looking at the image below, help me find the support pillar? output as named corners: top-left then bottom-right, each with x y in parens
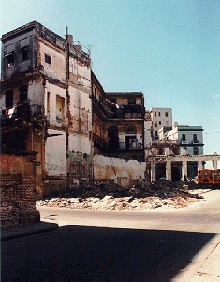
top-left (213, 160), bottom-right (218, 170)
top-left (151, 161), bottom-right (156, 182)
top-left (166, 160), bottom-right (171, 181)
top-left (198, 161), bottom-right (203, 171)
top-left (182, 160), bottom-right (187, 181)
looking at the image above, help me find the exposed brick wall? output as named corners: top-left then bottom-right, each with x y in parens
top-left (0, 153), bottom-right (40, 228)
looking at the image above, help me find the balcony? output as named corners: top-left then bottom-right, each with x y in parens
top-left (92, 97), bottom-right (144, 119)
top-left (1, 101), bottom-right (43, 127)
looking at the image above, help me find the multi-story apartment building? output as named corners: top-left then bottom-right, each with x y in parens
top-left (91, 73), bottom-right (145, 162)
top-left (150, 107), bottom-right (172, 139)
top-left (0, 21), bottom-right (92, 195)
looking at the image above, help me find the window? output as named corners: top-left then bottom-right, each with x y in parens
top-left (127, 97), bottom-right (136, 105)
top-left (155, 112), bottom-right (157, 117)
top-left (159, 121), bottom-right (161, 125)
top-left (155, 131), bottom-right (158, 138)
top-left (158, 112), bottom-right (161, 116)
top-left (155, 122), bottom-right (157, 127)
top-left (19, 85), bottom-right (28, 102)
top-left (5, 52), bottom-right (14, 67)
top-left (165, 112), bottom-right (169, 117)
top-left (194, 147), bottom-right (199, 155)
top-left (182, 134), bottom-right (186, 141)
top-left (45, 54), bottom-right (51, 64)
top-left (6, 90), bottom-right (13, 108)
top-left (193, 134), bottom-right (198, 143)
top-left (21, 46), bottom-right (29, 61)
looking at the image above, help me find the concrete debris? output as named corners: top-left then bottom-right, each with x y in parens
top-left (37, 180), bottom-right (205, 211)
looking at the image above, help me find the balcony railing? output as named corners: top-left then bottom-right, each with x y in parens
top-left (93, 134), bottom-right (143, 151)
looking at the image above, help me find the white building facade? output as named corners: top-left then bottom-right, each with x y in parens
top-left (150, 107), bottom-right (172, 139)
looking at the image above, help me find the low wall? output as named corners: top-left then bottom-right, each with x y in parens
top-left (0, 153), bottom-right (40, 228)
top-left (94, 154), bottom-right (146, 186)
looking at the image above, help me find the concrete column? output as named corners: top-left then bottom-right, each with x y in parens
top-left (151, 161), bottom-right (156, 182)
top-left (166, 160), bottom-right (171, 181)
top-left (213, 160), bottom-right (218, 170)
top-left (198, 161), bottom-right (203, 171)
top-left (182, 160), bottom-right (187, 180)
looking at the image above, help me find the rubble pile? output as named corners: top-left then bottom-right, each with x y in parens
top-left (37, 180), bottom-right (204, 211)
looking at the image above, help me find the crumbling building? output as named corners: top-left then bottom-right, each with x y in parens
top-left (0, 21), bottom-right (92, 196)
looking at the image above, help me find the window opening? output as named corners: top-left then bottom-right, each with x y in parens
top-left (165, 112), bottom-right (169, 117)
top-left (5, 52), bottom-right (14, 67)
top-left (21, 46), bottom-right (29, 61)
top-left (193, 134), bottom-right (198, 143)
top-left (45, 54), bottom-right (51, 64)
top-left (6, 90), bottom-right (13, 109)
top-left (56, 95), bottom-right (65, 125)
top-left (19, 85), bottom-right (28, 102)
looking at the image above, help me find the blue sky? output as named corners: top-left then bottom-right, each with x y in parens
top-left (1, 0), bottom-right (220, 155)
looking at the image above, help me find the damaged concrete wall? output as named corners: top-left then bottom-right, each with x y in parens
top-left (39, 40), bottom-right (66, 83)
top-left (0, 153), bottom-right (40, 227)
top-left (94, 154), bottom-right (146, 186)
top-left (45, 129), bottom-right (66, 176)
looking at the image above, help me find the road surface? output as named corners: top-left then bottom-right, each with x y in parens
top-left (2, 190), bottom-right (220, 281)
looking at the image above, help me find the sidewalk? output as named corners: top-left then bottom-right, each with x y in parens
top-left (1, 221), bottom-right (59, 241)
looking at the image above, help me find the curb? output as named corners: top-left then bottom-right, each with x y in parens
top-left (1, 222), bottom-right (59, 242)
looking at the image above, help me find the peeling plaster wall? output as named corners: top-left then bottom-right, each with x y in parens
top-left (45, 129), bottom-right (66, 176)
top-left (94, 154), bottom-right (146, 186)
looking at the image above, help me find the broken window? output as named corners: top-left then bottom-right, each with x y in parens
top-left (19, 85), bottom-right (28, 102)
top-left (21, 46), bottom-right (29, 61)
top-left (5, 52), bottom-right (14, 67)
top-left (5, 90), bottom-right (13, 109)
top-left (165, 112), bottom-right (169, 117)
top-left (45, 53), bottom-right (51, 64)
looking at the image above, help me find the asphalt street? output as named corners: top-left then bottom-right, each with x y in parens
top-left (2, 190), bottom-right (220, 281)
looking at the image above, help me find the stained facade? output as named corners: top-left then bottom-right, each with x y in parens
top-left (0, 21), bottom-right (92, 196)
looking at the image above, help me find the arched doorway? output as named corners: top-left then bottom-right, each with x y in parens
top-left (108, 126), bottom-right (119, 149)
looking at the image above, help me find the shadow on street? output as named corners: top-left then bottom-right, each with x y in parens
top-left (1, 224), bottom-right (215, 281)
